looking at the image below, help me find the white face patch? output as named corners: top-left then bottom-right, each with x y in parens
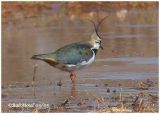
top-left (90, 33), bottom-right (102, 50)
top-left (93, 41), bottom-right (100, 49)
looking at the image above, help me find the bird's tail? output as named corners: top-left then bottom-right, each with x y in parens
top-left (31, 54), bottom-right (48, 60)
top-left (31, 54), bottom-right (59, 65)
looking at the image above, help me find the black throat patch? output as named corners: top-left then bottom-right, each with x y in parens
top-left (92, 49), bottom-right (98, 55)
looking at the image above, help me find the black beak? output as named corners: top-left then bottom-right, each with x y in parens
top-left (100, 41), bottom-right (103, 50)
top-left (100, 45), bottom-right (103, 50)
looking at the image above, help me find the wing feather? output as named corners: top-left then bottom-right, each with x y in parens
top-left (53, 43), bottom-right (93, 65)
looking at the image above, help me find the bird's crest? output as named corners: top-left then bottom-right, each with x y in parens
top-left (89, 16), bottom-right (108, 40)
top-left (88, 16), bottom-right (108, 49)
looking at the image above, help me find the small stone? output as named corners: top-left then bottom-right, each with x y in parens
top-left (112, 90), bottom-right (116, 93)
top-left (57, 80), bottom-right (62, 87)
top-left (106, 88), bottom-right (110, 93)
top-left (95, 84), bottom-right (98, 87)
top-left (77, 102), bottom-right (83, 106)
top-left (25, 85), bottom-right (30, 87)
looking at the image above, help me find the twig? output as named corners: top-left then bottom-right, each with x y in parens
top-left (32, 64), bottom-right (38, 97)
top-left (119, 88), bottom-right (122, 102)
top-left (60, 99), bottom-right (69, 107)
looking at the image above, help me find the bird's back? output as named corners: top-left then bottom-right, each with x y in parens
top-left (32, 42), bottom-right (94, 67)
top-left (53, 42), bottom-right (94, 65)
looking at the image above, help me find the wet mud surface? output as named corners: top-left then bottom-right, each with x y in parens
top-left (2, 57), bottom-right (158, 112)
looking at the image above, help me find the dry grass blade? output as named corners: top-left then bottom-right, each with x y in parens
top-left (32, 64), bottom-right (38, 97)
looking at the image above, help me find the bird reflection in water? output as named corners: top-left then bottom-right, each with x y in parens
top-left (53, 80), bottom-right (77, 99)
top-left (70, 85), bottom-right (77, 98)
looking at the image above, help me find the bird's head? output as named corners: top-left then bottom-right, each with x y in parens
top-left (89, 16), bottom-right (107, 50)
top-left (90, 32), bottom-right (103, 50)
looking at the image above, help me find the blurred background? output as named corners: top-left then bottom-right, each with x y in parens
top-left (2, 2), bottom-right (158, 85)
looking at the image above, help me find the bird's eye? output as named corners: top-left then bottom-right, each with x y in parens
top-left (95, 41), bottom-right (100, 44)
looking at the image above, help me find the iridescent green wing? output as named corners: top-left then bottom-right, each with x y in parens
top-left (53, 43), bottom-right (93, 65)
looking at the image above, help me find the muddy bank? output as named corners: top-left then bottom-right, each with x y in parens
top-left (2, 77), bottom-right (158, 112)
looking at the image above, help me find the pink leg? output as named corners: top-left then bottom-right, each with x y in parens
top-left (70, 72), bottom-right (76, 84)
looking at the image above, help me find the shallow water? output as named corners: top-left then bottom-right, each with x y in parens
top-left (2, 8), bottom-right (158, 112)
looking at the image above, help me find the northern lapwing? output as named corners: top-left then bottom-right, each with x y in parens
top-left (31, 17), bottom-right (107, 84)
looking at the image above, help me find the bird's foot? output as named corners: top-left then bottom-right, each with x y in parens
top-left (70, 72), bottom-right (76, 84)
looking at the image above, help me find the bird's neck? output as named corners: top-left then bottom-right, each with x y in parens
top-left (92, 48), bottom-right (98, 55)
